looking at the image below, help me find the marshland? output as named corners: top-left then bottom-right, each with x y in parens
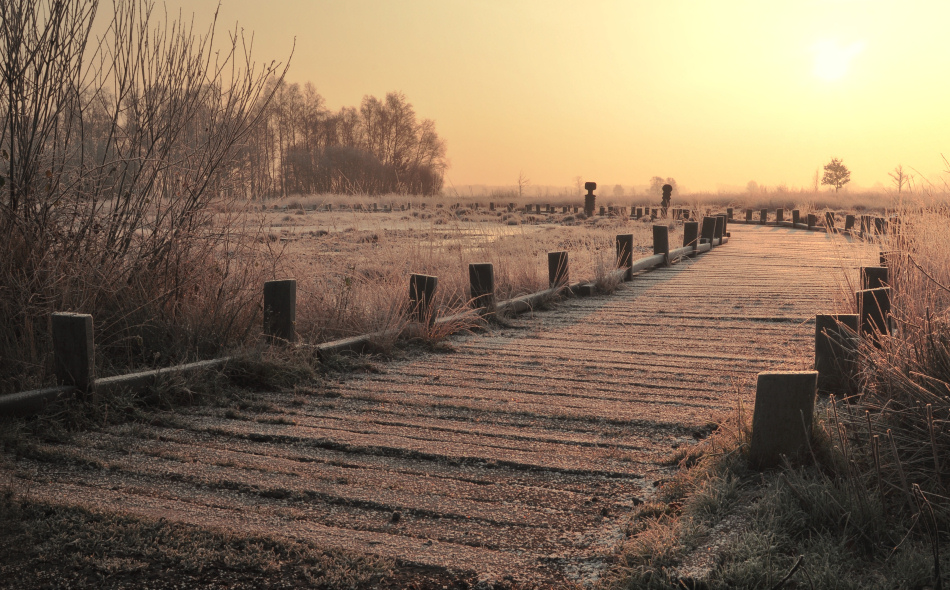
top-left (5, 1), bottom-right (950, 589)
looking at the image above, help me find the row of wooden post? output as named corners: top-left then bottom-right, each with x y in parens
top-left (739, 207), bottom-right (894, 235)
top-left (47, 216), bottom-right (733, 403)
top-left (749, 257), bottom-right (893, 467)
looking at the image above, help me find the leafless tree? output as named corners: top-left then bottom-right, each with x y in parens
top-left (517, 170), bottom-right (530, 199)
top-left (0, 0), bottom-right (289, 391)
top-left (889, 164), bottom-right (913, 194)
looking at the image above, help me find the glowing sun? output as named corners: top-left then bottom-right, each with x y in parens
top-left (812, 39), bottom-right (865, 81)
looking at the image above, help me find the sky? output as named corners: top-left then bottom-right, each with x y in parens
top-left (159, 0), bottom-right (950, 193)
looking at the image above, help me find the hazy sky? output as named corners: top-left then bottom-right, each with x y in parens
top-left (161, 0), bottom-right (950, 193)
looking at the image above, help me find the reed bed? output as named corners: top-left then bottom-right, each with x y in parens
top-left (268, 205), bottom-right (665, 344)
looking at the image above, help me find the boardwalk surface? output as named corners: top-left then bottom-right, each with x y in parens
top-left (4, 225), bottom-right (874, 585)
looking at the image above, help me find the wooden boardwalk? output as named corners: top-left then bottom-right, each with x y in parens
top-left (4, 225), bottom-right (875, 585)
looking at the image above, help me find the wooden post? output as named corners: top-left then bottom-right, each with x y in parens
top-left (807, 213), bottom-right (817, 228)
top-left (815, 314), bottom-right (858, 393)
top-left (750, 371), bottom-right (818, 467)
top-left (409, 274), bottom-right (439, 323)
top-left (636, 207), bottom-right (643, 218)
top-left (469, 263), bottom-right (495, 310)
top-left (844, 214), bottom-right (855, 231)
top-left (263, 279), bottom-right (297, 343)
top-left (726, 207), bottom-right (733, 220)
top-left (861, 266), bottom-right (888, 290)
top-left (51, 312), bottom-right (95, 395)
top-left (616, 234), bottom-right (634, 280)
top-left (653, 225), bottom-right (670, 266)
top-left (824, 212), bottom-right (836, 232)
top-left (792, 209), bottom-right (801, 225)
top-left (713, 215), bottom-right (725, 241)
top-left (760, 209), bottom-right (768, 224)
top-left (548, 251), bottom-right (569, 288)
top-left (584, 182), bottom-right (596, 217)
top-left (776, 208), bottom-right (784, 223)
top-left (683, 221), bottom-right (699, 249)
top-left (599, 206), bottom-right (606, 216)
top-left (858, 287), bottom-right (891, 344)
top-left (701, 217), bottom-right (717, 244)
top-left (745, 209), bottom-right (753, 222)
top-left (489, 202), bottom-right (495, 211)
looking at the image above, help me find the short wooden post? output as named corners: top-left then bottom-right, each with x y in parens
top-left (489, 202), bottom-right (495, 211)
top-left (874, 217), bottom-right (886, 234)
top-left (653, 225), bottom-right (670, 266)
top-left (861, 266), bottom-right (888, 290)
top-left (713, 215), bottom-right (725, 241)
top-left (263, 279), bottom-right (297, 343)
top-left (745, 209), bottom-right (753, 222)
top-left (51, 312), bottom-right (96, 395)
top-left (776, 208), bottom-right (784, 223)
top-left (750, 371), bottom-right (818, 467)
top-left (599, 206), bottom-right (606, 216)
top-left (584, 182), bottom-right (596, 217)
top-left (701, 217), bottom-right (717, 244)
top-left (616, 234), bottom-right (634, 279)
top-left (548, 251), bottom-right (569, 288)
top-left (409, 274), bottom-right (439, 323)
top-left (683, 221), bottom-right (699, 249)
top-left (858, 287), bottom-right (891, 344)
top-left (792, 209), bottom-right (801, 225)
top-left (760, 209), bottom-right (768, 224)
top-left (824, 212), bottom-right (836, 231)
top-left (469, 263), bottom-right (495, 310)
top-left (844, 214), bottom-right (855, 230)
top-left (815, 314), bottom-right (858, 393)
top-left (807, 213), bottom-right (817, 228)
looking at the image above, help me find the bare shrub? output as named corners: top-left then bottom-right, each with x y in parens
top-left (0, 0), bottom-right (289, 393)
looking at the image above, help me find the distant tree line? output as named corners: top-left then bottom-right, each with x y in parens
top-left (236, 84), bottom-right (448, 198)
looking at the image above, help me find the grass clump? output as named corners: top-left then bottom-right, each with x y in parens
top-left (603, 398), bottom-right (944, 590)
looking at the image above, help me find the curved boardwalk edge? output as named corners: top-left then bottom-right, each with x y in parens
top-left (1, 225), bottom-right (875, 585)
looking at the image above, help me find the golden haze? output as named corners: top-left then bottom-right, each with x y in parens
top-left (162, 0), bottom-right (950, 192)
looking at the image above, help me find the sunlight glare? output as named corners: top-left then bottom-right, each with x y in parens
top-left (812, 39), bottom-right (865, 81)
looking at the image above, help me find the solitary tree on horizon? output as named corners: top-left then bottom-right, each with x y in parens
top-left (888, 164), bottom-right (913, 194)
top-left (821, 158), bottom-right (851, 192)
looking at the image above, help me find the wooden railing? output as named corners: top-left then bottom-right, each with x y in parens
top-left (1, 217), bottom-right (730, 417)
